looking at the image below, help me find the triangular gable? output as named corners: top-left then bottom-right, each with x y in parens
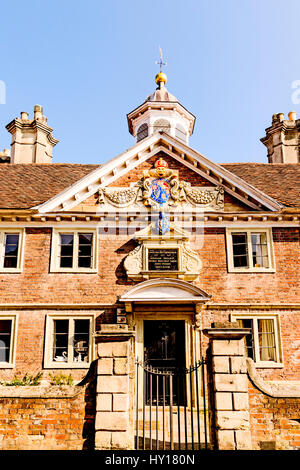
top-left (35, 132), bottom-right (282, 214)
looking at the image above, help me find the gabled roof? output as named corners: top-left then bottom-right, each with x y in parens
top-left (0, 164), bottom-right (98, 209)
top-left (222, 163), bottom-right (300, 208)
top-left (33, 132), bottom-right (282, 213)
top-left (0, 134), bottom-right (299, 212)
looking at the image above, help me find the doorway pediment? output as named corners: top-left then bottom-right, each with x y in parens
top-left (119, 278), bottom-right (211, 303)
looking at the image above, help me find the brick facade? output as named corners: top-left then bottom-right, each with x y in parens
top-left (0, 126), bottom-right (299, 449)
top-left (0, 373), bottom-right (96, 450)
top-left (248, 383), bottom-right (300, 450)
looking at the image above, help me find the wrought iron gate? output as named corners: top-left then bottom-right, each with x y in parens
top-left (135, 359), bottom-right (210, 450)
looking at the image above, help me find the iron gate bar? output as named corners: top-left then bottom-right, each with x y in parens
top-left (149, 368), bottom-right (152, 450)
top-left (156, 374), bottom-right (159, 449)
top-left (135, 359), bottom-right (208, 451)
top-left (169, 374), bottom-right (173, 450)
top-left (202, 360), bottom-right (208, 449)
top-left (195, 362), bottom-right (201, 449)
top-left (189, 365), bottom-right (194, 450)
top-left (183, 372), bottom-right (187, 449)
top-left (177, 376), bottom-right (181, 450)
top-left (143, 367), bottom-right (145, 450)
top-left (136, 360), bottom-right (139, 450)
top-left (162, 374), bottom-right (165, 450)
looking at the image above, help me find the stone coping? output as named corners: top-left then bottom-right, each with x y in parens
top-left (246, 358), bottom-right (300, 398)
top-left (203, 327), bottom-right (251, 340)
top-left (0, 385), bottom-right (85, 399)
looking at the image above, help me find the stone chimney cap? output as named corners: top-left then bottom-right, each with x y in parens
top-left (272, 113), bottom-right (284, 124)
top-left (288, 111), bottom-right (297, 121)
top-left (34, 104), bottom-right (43, 112)
top-left (0, 148), bottom-right (10, 157)
top-left (20, 111), bottom-right (29, 120)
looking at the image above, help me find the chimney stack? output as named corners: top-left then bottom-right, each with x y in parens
top-left (261, 112), bottom-right (300, 163)
top-left (5, 105), bottom-right (59, 164)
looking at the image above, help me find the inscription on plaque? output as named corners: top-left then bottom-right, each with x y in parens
top-left (148, 248), bottom-right (179, 271)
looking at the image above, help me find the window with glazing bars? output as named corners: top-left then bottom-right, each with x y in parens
top-left (3, 233), bottom-right (19, 268)
top-left (52, 318), bottom-right (91, 364)
top-left (0, 319), bottom-right (12, 363)
top-left (231, 231), bottom-right (270, 269)
top-left (237, 318), bottom-right (279, 363)
top-left (59, 233), bottom-right (93, 269)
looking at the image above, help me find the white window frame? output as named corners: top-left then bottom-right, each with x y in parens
top-left (0, 314), bottom-right (18, 368)
top-left (0, 229), bottom-right (25, 273)
top-left (50, 228), bottom-right (98, 273)
top-left (44, 314), bottom-right (95, 369)
top-left (230, 313), bottom-right (283, 368)
top-left (226, 228), bottom-right (275, 273)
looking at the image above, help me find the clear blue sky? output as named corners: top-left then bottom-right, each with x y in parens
top-left (0, 0), bottom-right (300, 165)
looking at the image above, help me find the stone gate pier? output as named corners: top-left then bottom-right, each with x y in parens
top-left (204, 322), bottom-right (252, 450)
top-left (95, 324), bottom-right (135, 450)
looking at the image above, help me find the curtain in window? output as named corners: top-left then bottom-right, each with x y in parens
top-left (258, 319), bottom-right (276, 361)
top-left (251, 233), bottom-right (269, 268)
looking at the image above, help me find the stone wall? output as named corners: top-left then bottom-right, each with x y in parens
top-left (0, 373), bottom-right (96, 450)
top-left (247, 358), bottom-right (300, 450)
top-left (205, 323), bottom-right (300, 451)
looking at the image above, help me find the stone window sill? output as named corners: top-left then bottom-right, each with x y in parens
top-left (254, 362), bottom-right (284, 369)
top-left (43, 362), bottom-right (91, 369)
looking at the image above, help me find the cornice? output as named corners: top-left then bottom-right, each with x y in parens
top-left (206, 303), bottom-right (300, 310)
top-left (0, 210), bottom-right (299, 226)
top-left (0, 304), bottom-right (115, 310)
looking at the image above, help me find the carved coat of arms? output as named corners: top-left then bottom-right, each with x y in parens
top-left (95, 157), bottom-right (224, 231)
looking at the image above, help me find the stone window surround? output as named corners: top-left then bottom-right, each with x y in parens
top-left (0, 313), bottom-right (18, 368)
top-left (225, 227), bottom-right (275, 273)
top-left (43, 313), bottom-right (95, 369)
top-left (0, 228), bottom-right (25, 273)
top-left (230, 312), bottom-right (283, 368)
top-left (50, 228), bottom-right (98, 273)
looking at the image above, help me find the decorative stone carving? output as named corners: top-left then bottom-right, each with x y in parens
top-left (124, 224), bottom-right (201, 281)
top-left (95, 158), bottom-right (225, 211)
top-left (183, 184), bottom-right (224, 209)
top-left (123, 245), bottom-right (143, 276)
top-left (97, 187), bottom-right (142, 208)
top-left (142, 158), bottom-right (179, 211)
top-left (182, 246), bottom-right (201, 274)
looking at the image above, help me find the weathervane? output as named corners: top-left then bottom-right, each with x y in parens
top-left (155, 46), bottom-right (167, 73)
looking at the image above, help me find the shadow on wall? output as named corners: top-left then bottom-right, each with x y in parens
top-left (115, 239), bottom-right (138, 286)
top-left (79, 360), bottom-right (98, 450)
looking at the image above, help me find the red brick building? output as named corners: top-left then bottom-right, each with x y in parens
top-left (0, 74), bottom-right (299, 450)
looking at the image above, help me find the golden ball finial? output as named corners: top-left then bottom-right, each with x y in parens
top-left (155, 72), bottom-right (167, 85)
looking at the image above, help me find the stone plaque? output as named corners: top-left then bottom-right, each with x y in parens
top-left (148, 248), bottom-right (179, 271)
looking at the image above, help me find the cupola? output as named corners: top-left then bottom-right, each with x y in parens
top-left (127, 73), bottom-right (195, 145)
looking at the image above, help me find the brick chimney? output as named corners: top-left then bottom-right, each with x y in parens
top-left (6, 105), bottom-right (59, 164)
top-left (261, 112), bottom-right (300, 163)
